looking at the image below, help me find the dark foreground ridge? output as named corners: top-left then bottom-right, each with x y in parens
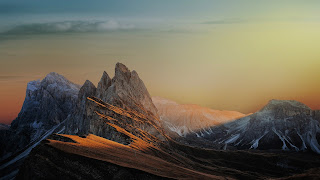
top-left (18, 133), bottom-right (320, 180)
top-left (16, 139), bottom-right (169, 180)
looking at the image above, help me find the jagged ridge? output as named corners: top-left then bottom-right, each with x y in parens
top-left (66, 63), bottom-right (162, 145)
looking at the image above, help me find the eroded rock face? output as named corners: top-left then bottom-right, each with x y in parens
top-left (66, 63), bottom-right (163, 144)
top-left (103, 63), bottom-right (158, 116)
top-left (184, 100), bottom-right (320, 154)
top-left (96, 71), bottom-right (111, 100)
top-left (65, 80), bottom-right (96, 135)
top-left (12, 72), bottom-right (80, 130)
top-left (3, 73), bottom-right (80, 157)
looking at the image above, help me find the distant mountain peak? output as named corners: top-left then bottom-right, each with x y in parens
top-left (186, 99), bottom-right (320, 154)
top-left (152, 96), bottom-right (179, 106)
top-left (261, 99), bottom-right (311, 112)
top-left (153, 96), bottom-right (245, 137)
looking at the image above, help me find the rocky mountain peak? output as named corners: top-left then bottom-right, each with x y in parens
top-left (27, 80), bottom-right (41, 92)
top-left (41, 72), bottom-right (80, 91)
top-left (260, 99), bottom-right (311, 115)
top-left (7, 72), bottom-right (80, 159)
top-left (78, 80), bottom-right (96, 99)
top-left (66, 63), bottom-right (162, 143)
top-left (42, 72), bottom-right (67, 84)
top-left (108, 63), bottom-right (157, 116)
top-left (83, 79), bottom-right (96, 88)
top-left (186, 99), bottom-right (320, 154)
top-left (115, 62), bottom-right (131, 79)
top-left (12, 72), bottom-right (81, 128)
top-left (96, 71), bottom-right (111, 100)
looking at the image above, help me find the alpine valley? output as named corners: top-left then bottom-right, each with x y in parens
top-left (1, 63), bottom-right (320, 180)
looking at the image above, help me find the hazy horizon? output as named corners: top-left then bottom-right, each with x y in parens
top-left (1, 0), bottom-right (320, 124)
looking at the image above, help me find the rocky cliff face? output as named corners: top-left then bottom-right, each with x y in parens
top-left (66, 63), bottom-right (163, 144)
top-left (101, 63), bottom-right (158, 116)
top-left (184, 100), bottom-right (320, 154)
top-left (65, 80), bottom-right (97, 136)
top-left (12, 72), bottom-right (80, 129)
top-left (152, 96), bottom-right (245, 137)
top-left (3, 72), bottom-right (80, 157)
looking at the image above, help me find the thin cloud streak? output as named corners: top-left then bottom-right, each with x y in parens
top-left (1, 20), bottom-right (135, 35)
top-left (203, 18), bottom-right (248, 24)
top-left (202, 17), bottom-right (320, 25)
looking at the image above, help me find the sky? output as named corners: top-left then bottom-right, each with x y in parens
top-left (1, 1), bottom-right (320, 124)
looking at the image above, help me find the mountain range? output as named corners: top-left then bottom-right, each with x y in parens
top-left (1, 63), bottom-right (320, 179)
top-left (153, 96), bottom-right (246, 137)
top-left (184, 100), bottom-right (320, 153)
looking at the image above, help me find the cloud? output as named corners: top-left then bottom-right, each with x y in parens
top-left (202, 17), bottom-right (320, 25)
top-left (202, 18), bottom-right (248, 24)
top-left (2, 20), bottom-right (135, 34)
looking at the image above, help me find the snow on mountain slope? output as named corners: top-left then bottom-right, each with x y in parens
top-left (152, 96), bottom-right (246, 137)
top-left (185, 99), bottom-right (320, 154)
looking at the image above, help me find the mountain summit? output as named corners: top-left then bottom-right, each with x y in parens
top-left (66, 63), bottom-right (164, 144)
top-left (12, 72), bottom-right (80, 129)
top-left (1, 72), bottom-right (80, 161)
top-left (184, 99), bottom-right (320, 154)
top-left (99, 63), bottom-right (158, 116)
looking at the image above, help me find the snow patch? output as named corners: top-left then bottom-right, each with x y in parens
top-left (225, 134), bottom-right (240, 144)
top-left (272, 127), bottom-right (289, 150)
top-left (165, 122), bottom-right (189, 137)
top-left (250, 131), bottom-right (268, 149)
